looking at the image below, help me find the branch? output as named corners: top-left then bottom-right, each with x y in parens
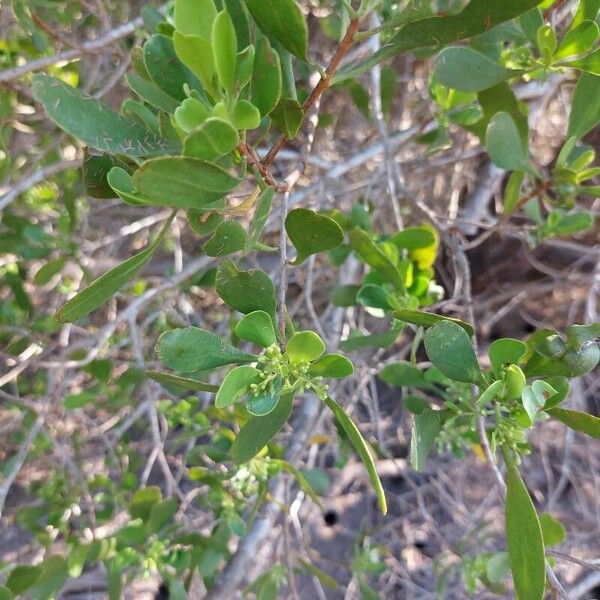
top-left (261, 18), bottom-right (362, 168)
top-left (0, 159), bottom-right (82, 212)
top-left (0, 418), bottom-right (43, 520)
top-left (0, 8), bottom-right (158, 83)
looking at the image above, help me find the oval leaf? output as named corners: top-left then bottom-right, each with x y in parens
top-left (212, 10), bottom-right (238, 94)
top-left (204, 220), bottom-right (247, 256)
top-left (235, 310), bottom-right (277, 348)
top-left (247, 0), bottom-right (308, 60)
top-left (232, 392), bottom-right (294, 463)
top-left (271, 98), bottom-right (304, 138)
top-left (251, 35), bottom-right (282, 116)
top-left (286, 208), bottom-right (344, 265)
top-left (216, 259), bottom-right (277, 328)
top-left (424, 321), bottom-right (481, 383)
top-left (546, 406), bottom-right (600, 439)
top-left (394, 308), bottom-right (475, 337)
top-left (247, 377), bottom-right (282, 416)
top-left (31, 75), bottom-right (178, 157)
top-left (286, 331), bottom-right (325, 363)
top-left (133, 157), bottom-right (241, 209)
top-left (216, 365), bottom-right (261, 408)
top-left (157, 327), bottom-right (257, 373)
top-left (144, 34), bottom-right (200, 101)
top-left (486, 112), bottom-right (532, 172)
top-left (309, 354), bottom-right (354, 379)
top-left (174, 0), bottom-right (217, 38)
top-left (410, 407), bottom-right (441, 471)
top-left (434, 46), bottom-right (516, 92)
top-left (184, 117), bottom-right (239, 160)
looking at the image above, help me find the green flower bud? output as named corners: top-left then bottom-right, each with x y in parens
top-left (505, 364), bottom-right (526, 400)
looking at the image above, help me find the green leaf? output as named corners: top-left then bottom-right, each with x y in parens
top-left (503, 448), bottom-right (546, 600)
top-left (5, 566), bottom-right (41, 595)
top-left (117, 520), bottom-right (146, 545)
top-left (309, 354), bottom-right (354, 379)
top-left (546, 407), bottom-right (600, 439)
top-left (247, 0), bottom-right (308, 60)
top-left (357, 284), bottom-right (390, 312)
top-left (157, 327), bottom-right (257, 373)
top-left (83, 153), bottom-right (119, 199)
top-left (390, 227), bottom-right (436, 250)
top-left (478, 380), bottom-right (504, 407)
top-left (503, 171), bottom-right (525, 214)
top-left (233, 99), bottom-right (261, 130)
top-left (184, 118), bottom-right (239, 160)
top-left (147, 498), bottom-right (178, 534)
top-left (322, 394), bottom-right (387, 514)
top-left (539, 512), bottom-right (566, 547)
top-left (173, 32), bottom-right (215, 90)
top-left (410, 408), bottom-right (441, 471)
top-left (212, 10), bottom-right (238, 94)
top-left (424, 321), bottom-right (481, 384)
top-left (379, 361), bottom-right (431, 389)
top-left (336, 0), bottom-right (540, 81)
top-left (252, 35), bottom-right (282, 116)
top-left (133, 157), bottom-right (241, 209)
top-left (130, 486), bottom-right (162, 521)
top-left (486, 552), bottom-right (511, 585)
top-left (286, 331), bottom-right (325, 363)
top-left (247, 377), bottom-right (282, 416)
top-left (271, 98), bottom-right (303, 138)
top-left (204, 220), bottom-right (247, 256)
top-left (489, 338), bottom-right (527, 376)
top-left (349, 229), bottom-right (406, 292)
top-left (174, 98), bottom-right (211, 133)
top-left (216, 365), bottom-right (261, 408)
top-left (34, 256), bottom-right (67, 286)
top-left (394, 309), bottom-right (475, 337)
top-left (126, 73), bottom-right (180, 114)
top-left (31, 75), bottom-right (177, 157)
top-left (26, 556), bottom-right (68, 600)
top-left (216, 259), bottom-right (277, 327)
top-left (56, 213), bottom-right (174, 323)
top-left (235, 310), bottom-right (277, 348)
top-left (537, 25), bottom-right (557, 65)
top-left (144, 34), bottom-right (199, 101)
top-left (554, 19), bottom-right (599, 60)
top-left (568, 73), bottom-right (600, 140)
top-left (273, 461), bottom-right (324, 508)
top-left (331, 284), bottom-right (360, 307)
top-left (563, 47), bottom-right (600, 75)
top-left (434, 46), bottom-right (516, 92)
top-left (147, 370), bottom-right (219, 393)
top-left (285, 208), bottom-right (344, 265)
top-left (232, 392), bottom-right (294, 463)
top-left (247, 188), bottom-right (275, 250)
top-left (486, 112), bottom-right (531, 172)
top-left (107, 167), bottom-right (148, 206)
top-left (0, 586), bottom-right (13, 600)
top-left (522, 381), bottom-right (556, 425)
top-left (340, 321), bottom-right (404, 352)
top-left (174, 0), bottom-right (217, 38)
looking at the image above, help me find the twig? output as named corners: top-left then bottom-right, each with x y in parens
top-left (0, 418), bottom-right (43, 520)
top-left (0, 9), bottom-right (156, 83)
top-left (547, 550), bottom-right (600, 573)
top-left (0, 159), bottom-right (82, 212)
top-left (262, 18), bottom-right (362, 168)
